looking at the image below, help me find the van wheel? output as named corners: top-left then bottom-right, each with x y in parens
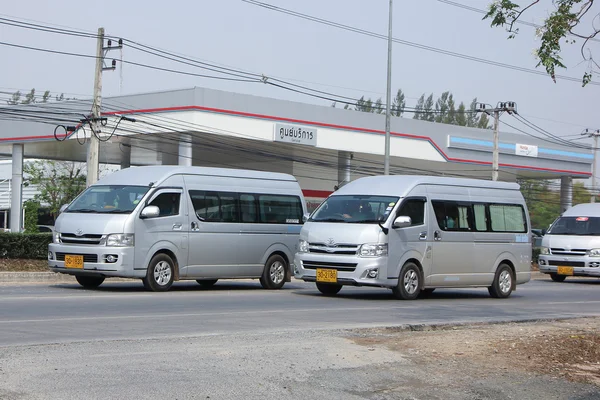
top-left (75, 275), bottom-right (105, 289)
top-left (260, 254), bottom-right (287, 289)
top-left (488, 264), bottom-right (514, 298)
top-left (391, 262), bottom-right (421, 300)
top-left (142, 253), bottom-right (175, 292)
top-left (316, 282), bottom-right (342, 296)
top-left (550, 273), bottom-right (567, 282)
top-left (196, 279), bottom-right (218, 287)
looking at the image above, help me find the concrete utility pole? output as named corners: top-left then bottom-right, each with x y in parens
top-left (476, 101), bottom-right (517, 181)
top-left (581, 129), bottom-right (600, 202)
top-left (383, 0), bottom-right (393, 175)
top-left (87, 28), bottom-right (121, 187)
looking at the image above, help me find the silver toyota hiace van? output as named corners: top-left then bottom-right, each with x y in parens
top-left (49, 166), bottom-right (307, 291)
top-left (294, 175), bottom-right (531, 299)
top-left (538, 203), bottom-right (600, 281)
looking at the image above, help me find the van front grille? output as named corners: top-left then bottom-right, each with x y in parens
top-left (302, 260), bottom-right (357, 272)
top-left (60, 233), bottom-right (103, 245)
top-left (548, 260), bottom-right (585, 267)
top-left (308, 243), bottom-right (358, 255)
top-left (550, 248), bottom-right (587, 256)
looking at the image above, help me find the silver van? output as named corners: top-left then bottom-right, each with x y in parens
top-left (294, 175), bottom-right (531, 299)
top-left (48, 166), bottom-right (307, 291)
top-left (538, 203), bottom-right (600, 281)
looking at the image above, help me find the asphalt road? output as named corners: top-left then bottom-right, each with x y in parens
top-left (1, 276), bottom-right (599, 347)
top-left (1, 277), bottom-right (600, 400)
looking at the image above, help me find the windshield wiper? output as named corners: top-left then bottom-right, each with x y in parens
top-left (103, 210), bottom-right (132, 214)
top-left (66, 209), bottom-right (97, 213)
top-left (312, 218), bottom-right (345, 222)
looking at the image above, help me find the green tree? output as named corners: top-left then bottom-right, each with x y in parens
top-left (24, 161), bottom-right (87, 221)
top-left (455, 102), bottom-right (468, 126)
top-left (392, 89), bottom-right (406, 117)
top-left (374, 98), bottom-right (384, 114)
top-left (23, 89), bottom-right (36, 104)
top-left (23, 200), bottom-right (41, 233)
top-left (466, 98), bottom-right (480, 127)
top-left (484, 0), bottom-right (598, 85)
top-left (6, 89), bottom-right (72, 105)
top-left (443, 95), bottom-right (457, 125)
top-left (434, 91), bottom-right (451, 123)
top-left (422, 94), bottom-right (435, 122)
top-left (412, 94), bottom-right (425, 119)
top-left (7, 90), bottom-right (21, 105)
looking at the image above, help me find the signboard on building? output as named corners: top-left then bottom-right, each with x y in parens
top-left (274, 123), bottom-right (317, 146)
top-left (515, 143), bottom-right (538, 157)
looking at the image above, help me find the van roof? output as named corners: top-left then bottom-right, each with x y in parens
top-left (561, 203), bottom-right (600, 217)
top-left (96, 166), bottom-right (298, 187)
top-left (333, 175), bottom-right (520, 197)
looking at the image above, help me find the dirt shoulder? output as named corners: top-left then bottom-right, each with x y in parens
top-left (0, 259), bottom-right (47, 272)
top-left (349, 317), bottom-right (600, 388)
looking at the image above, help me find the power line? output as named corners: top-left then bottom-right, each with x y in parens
top-left (241, 0), bottom-right (600, 86)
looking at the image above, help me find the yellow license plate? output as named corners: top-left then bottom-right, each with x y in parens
top-left (557, 266), bottom-right (574, 275)
top-left (64, 255), bottom-right (84, 269)
top-left (316, 268), bottom-right (337, 283)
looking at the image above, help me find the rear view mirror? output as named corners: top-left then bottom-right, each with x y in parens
top-left (393, 216), bottom-right (412, 229)
top-left (59, 204), bottom-right (69, 214)
top-left (140, 205), bottom-right (160, 219)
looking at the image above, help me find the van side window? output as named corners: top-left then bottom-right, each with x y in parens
top-left (189, 191), bottom-right (239, 223)
top-left (473, 204), bottom-right (488, 231)
top-left (240, 194), bottom-right (258, 223)
top-left (432, 201), bottom-right (471, 231)
top-left (397, 199), bottom-right (425, 226)
top-left (149, 193), bottom-right (181, 217)
top-left (489, 204), bottom-right (526, 233)
top-left (258, 195), bottom-right (302, 224)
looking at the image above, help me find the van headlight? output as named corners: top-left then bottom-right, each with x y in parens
top-left (106, 234), bottom-right (135, 247)
top-left (539, 247), bottom-right (550, 255)
top-left (588, 249), bottom-right (600, 257)
top-left (298, 239), bottom-right (309, 253)
top-left (358, 243), bottom-right (388, 257)
top-left (52, 231), bottom-right (61, 244)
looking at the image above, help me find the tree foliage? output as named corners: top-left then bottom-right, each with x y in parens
top-left (6, 88), bottom-right (72, 105)
top-left (23, 161), bottom-right (87, 221)
top-left (484, 0), bottom-right (599, 86)
top-left (518, 178), bottom-right (592, 228)
top-left (23, 200), bottom-right (40, 233)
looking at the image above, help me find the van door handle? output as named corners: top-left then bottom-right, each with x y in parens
top-left (191, 221), bottom-right (199, 231)
top-left (434, 230), bottom-right (442, 241)
top-left (172, 223), bottom-right (182, 230)
top-left (419, 231), bottom-right (427, 240)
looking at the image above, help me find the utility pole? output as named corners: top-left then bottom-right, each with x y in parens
top-left (475, 101), bottom-right (517, 181)
top-left (581, 129), bottom-right (600, 202)
top-left (86, 28), bottom-right (121, 187)
top-left (383, 0), bottom-right (393, 175)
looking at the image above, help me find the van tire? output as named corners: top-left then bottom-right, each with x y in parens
top-left (550, 273), bottom-right (567, 282)
top-left (260, 254), bottom-right (287, 289)
top-left (196, 279), bottom-right (218, 287)
top-left (143, 253), bottom-right (175, 292)
top-left (488, 263), bottom-right (514, 298)
top-left (316, 282), bottom-right (342, 296)
top-left (391, 262), bottom-right (421, 300)
top-left (75, 275), bottom-right (105, 289)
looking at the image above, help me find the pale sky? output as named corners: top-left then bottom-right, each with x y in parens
top-left (0, 0), bottom-right (598, 142)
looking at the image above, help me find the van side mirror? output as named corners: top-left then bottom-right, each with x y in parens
top-left (59, 204), bottom-right (69, 214)
top-left (140, 205), bottom-right (160, 219)
top-left (393, 216), bottom-right (412, 229)
top-left (541, 228), bottom-right (547, 235)
top-left (302, 213), bottom-right (310, 223)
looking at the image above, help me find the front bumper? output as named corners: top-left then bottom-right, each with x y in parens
top-left (293, 252), bottom-right (397, 288)
top-left (48, 243), bottom-right (142, 278)
top-left (538, 255), bottom-right (600, 277)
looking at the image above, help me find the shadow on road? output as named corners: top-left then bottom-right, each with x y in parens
top-left (292, 287), bottom-right (523, 301)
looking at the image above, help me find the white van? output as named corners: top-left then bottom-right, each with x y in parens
top-left (538, 203), bottom-right (600, 281)
top-left (49, 166), bottom-right (307, 291)
top-left (294, 175), bottom-right (531, 299)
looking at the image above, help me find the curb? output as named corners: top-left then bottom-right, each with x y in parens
top-left (0, 271), bottom-right (550, 284)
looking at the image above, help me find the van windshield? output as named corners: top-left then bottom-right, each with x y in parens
top-left (66, 185), bottom-right (150, 214)
top-left (547, 216), bottom-right (600, 236)
top-left (309, 195), bottom-right (399, 223)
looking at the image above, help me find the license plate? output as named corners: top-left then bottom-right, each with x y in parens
top-left (557, 266), bottom-right (574, 275)
top-left (64, 255), bottom-right (84, 269)
top-left (316, 268), bottom-right (337, 283)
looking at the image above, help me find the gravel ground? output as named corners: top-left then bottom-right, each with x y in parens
top-left (1, 319), bottom-right (599, 399)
